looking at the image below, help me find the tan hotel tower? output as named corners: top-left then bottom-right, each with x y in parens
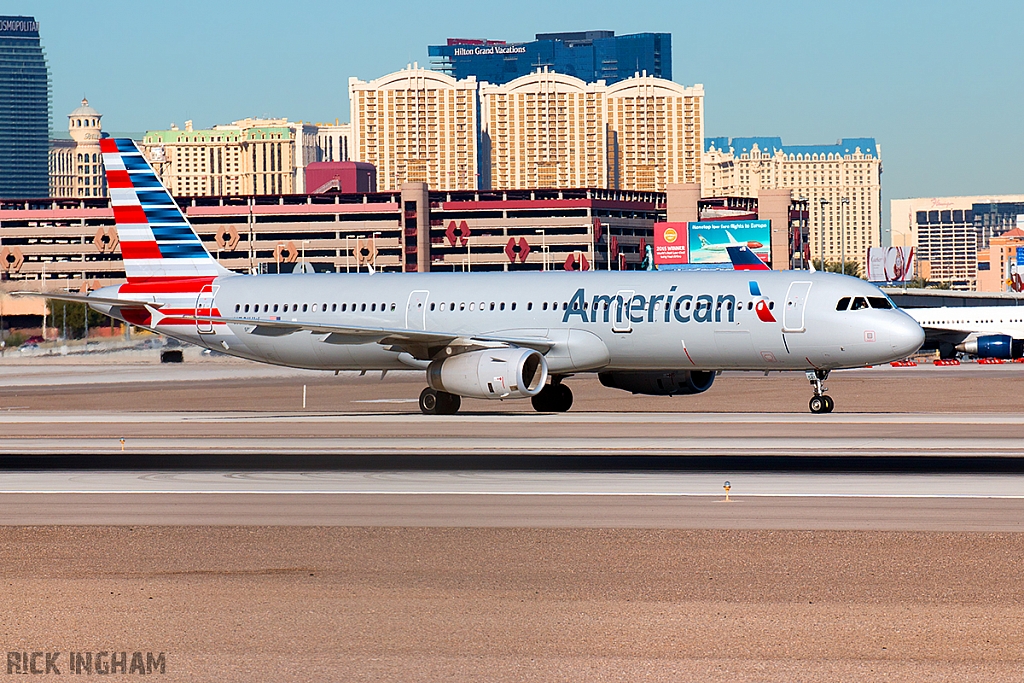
top-left (349, 66), bottom-right (479, 192)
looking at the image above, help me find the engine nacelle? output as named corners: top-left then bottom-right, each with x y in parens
top-left (427, 347), bottom-right (548, 399)
top-left (598, 370), bottom-right (716, 396)
top-left (956, 334), bottom-right (1015, 359)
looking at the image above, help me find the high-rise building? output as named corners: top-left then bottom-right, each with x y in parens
top-left (479, 70), bottom-right (608, 190)
top-left (349, 66), bottom-right (479, 192)
top-left (703, 137), bottom-right (881, 273)
top-left (0, 16), bottom-right (50, 198)
top-left (605, 75), bottom-right (703, 192)
top-left (315, 122), bottom-right (351, 162)
top-left (140, 118), bottom-right (317, 196)
top-left (49, 98), bottom-right (107, 198)
top-left (890, 195), bottom-right (1024, 289)
top-left (429, 31), bottom-right (670, 85)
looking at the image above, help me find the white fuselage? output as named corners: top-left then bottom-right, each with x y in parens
top-left (93, 269), bottom-right (924, 375)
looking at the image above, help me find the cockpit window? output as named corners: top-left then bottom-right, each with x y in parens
top-left (850, 297), bottom-right (870, 310)
top-left (836, 297), bottom-right (851, 311)
top-left (868, 297), bottom-right (892, 309)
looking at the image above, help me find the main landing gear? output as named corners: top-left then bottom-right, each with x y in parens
top-left (531, 378), bottom-right (573, 413)
top-left (806, 369), bottom-right (835, 414)
top-left (419, 387), bottom-right (461, 415)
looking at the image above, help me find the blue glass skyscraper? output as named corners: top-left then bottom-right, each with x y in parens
top-left (0, 16), bottom-right (50, 198)
top-left (429, 31), bottom-right (671, 85)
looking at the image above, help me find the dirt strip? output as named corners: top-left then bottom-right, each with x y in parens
top-left (0, 527), bottom-right (1021, 681)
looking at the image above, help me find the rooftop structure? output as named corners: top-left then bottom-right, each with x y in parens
top-left (429, 31), bottom-right (670, 85)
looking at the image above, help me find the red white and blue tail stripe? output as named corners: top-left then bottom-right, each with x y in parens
top-left (100, 138), bottom-right (232, 283)
top-left (726, 245), bottom-right (770, 271)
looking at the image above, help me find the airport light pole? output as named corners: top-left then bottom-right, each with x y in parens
top-left (840, 197), bottom-right (849, 275)
top-left (797, 196), bottom-right (809, 269)
top-left (818, 198), bottom-right (829, 272)
top-left (535, 229), bottom-right (547, 271)
top-left (372, 232), bottom-right (381, 271)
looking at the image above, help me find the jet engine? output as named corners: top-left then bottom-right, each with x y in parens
top-left (427, 347), bottom-right (548, 399)
top-left (598, 370), bottom-right (716, 396)
top-left (955, 335), bottom-right (1024, 359)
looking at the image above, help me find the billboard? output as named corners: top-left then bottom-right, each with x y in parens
top-left (867, 247), bottom-right (915, 283)
top-left (687, 220), bottom-right (770, 266)
top-left (1009, 247), bottom-right (1024, 292)
top-left (652, 222), bottom-right (688, 266)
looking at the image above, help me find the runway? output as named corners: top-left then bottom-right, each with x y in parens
top-left (0, 411), bottom-right (1023, 460)
top-left (0, 470), bottom-right (1021, 529)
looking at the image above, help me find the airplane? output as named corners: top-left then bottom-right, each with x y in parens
top-left (902, 306), bottom-right (1024, 359)
top-left (696, 231), bottom-right (764, 252)
top-left (16, 139), bottom-right (925, 415)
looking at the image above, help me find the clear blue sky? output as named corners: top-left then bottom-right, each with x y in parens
top-left (10, 0), bottom-right (1023, 227)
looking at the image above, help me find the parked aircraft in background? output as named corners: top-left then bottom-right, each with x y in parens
top-left (17, 140), bottom-right (924, 414)
top-left (904, 307), bottom-right (1024, 359)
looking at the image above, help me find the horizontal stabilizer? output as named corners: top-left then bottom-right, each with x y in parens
top-left (12, 291), bottom-right (164, 308)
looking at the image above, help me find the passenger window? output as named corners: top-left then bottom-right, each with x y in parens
top-left (490, 302), bottom-right (495, 311)
top-left (836, 297), bottom-right (851, 311)
top-left (273, 304), bottom-right (279, 313)
top-left (511, 302), bottom-right (517, 310)
top-left (747, 301), bottom-right (753, 310)
top-left (312, 304), bottom-right (318, 312)
top-left (244, 304), bottom-right (250, 313)
top-left (440, 302), bottom-right (446, 311)
top-left (868, 297), bottom-right (892, 309)
top-left (371, 303), bottom-right (376, 311)
top-left (293, 304), bottom-right (298, 312)
top-left (768, 301), bottom-right (774, 310)
top-left (302, 304), bottom-right (308, 312)
top-left (469, 302), bottom-right (476, 311)
top-left (331, 303), bottom-right (337, 312)
top-left (235, 304), bottom-right (240, 312)
top-left (562, 302), bottom-right (567, 311)
top-left (430, 303), bottom-right (436, 311)
top-left (341, 304), bottom-right (346, 312)
top-left (390, 303), bottom-right (396, 312)
top-left (323, 303), bottom-right (328, 311)
top-left (459, 302), bottom-right (466, 311)
top-left (543, 302), bottom-right (548, 310)
top-left (361, 303), bottom-right (366, 311)
top-left (851, 297), bottom-right (869, 310)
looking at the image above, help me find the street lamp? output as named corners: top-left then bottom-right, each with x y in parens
top-left (535, 229), bottom-right (547, 271)
top-left (371, 232), bottom-right (381, 271)
top-left (840, 197), bottom-right (849, 275)
top-left (818, 198), bottom-right (829, 272)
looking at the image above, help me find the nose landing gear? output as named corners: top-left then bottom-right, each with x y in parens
top-left (806, 369), bottom-right (834, 414)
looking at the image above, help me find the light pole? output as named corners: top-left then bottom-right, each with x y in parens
top-left (818, 198), bottom-right (829, 272)
top-left (535, 229), bottom-right (547, 271)
top-left (301, 239), bottom-right (309, 273)
top-left (840, 197), bottom-right (849, 275)
top-left (797, 196), bottom-right (809, 270)
top-left (372, 232), bottom-right (381, 271)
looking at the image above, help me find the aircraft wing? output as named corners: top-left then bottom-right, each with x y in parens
top-left (12, 291), bottom-right (164, 309)
top-left (186, 314), bottom-right (555, 361)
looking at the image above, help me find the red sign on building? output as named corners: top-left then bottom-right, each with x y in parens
top-left (653, 222), bottom-right (688, 265)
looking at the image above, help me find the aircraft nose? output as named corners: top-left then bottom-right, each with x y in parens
top-left (891, 314), bottom-right (925, 358)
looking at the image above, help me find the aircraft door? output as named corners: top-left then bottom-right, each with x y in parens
top-left (782, 281), bottom-right (813, 333)
top-left (612, 290), bottom-right (634, 333)
top-left (196, 285), bottom-right (219, 335)
top-left (406, 290), bottom-right (429, 330)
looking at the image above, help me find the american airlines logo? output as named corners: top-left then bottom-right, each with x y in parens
top-left (561, 286), bottom-right (774, 325)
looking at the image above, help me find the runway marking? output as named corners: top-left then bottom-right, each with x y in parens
top-left (0, 491), bottom-right (1019, 501)
top-left (351, 399), bottom-right (420, 404)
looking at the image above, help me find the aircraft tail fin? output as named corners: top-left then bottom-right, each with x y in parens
top-left (727, 245), bottom-right (770, 271)
top-left (100, 138), bottom-right (232, 284)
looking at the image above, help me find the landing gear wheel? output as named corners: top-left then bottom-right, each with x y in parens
top-left (531, 382), bottom-right (574, 413)
top-left (419, 388), bottom-right (462, 415)
top-left (806, 369), bottom-right (833, 414)
top-left (419, 387), bottom-right (439, 414)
